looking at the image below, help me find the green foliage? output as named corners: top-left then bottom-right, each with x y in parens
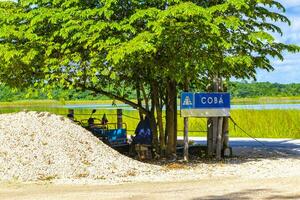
top-left (0, 0), bottom-right (298, 94)
top-left (0, 84), bottom-right (19, 101)
top-left (0, 81), bottom-right (300, 102)
top-left (0, 84), bottom-right (108, 101)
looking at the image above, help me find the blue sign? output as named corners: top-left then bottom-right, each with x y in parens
top-left (181, 92), bottom-right (194, 109)
top-left (194, 93), bottom-right (230, 109)
top-left (181, 92), bottom-right (230, 117)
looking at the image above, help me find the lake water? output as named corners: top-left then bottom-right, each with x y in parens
top-left (63, 103), bottom-right (300, 110)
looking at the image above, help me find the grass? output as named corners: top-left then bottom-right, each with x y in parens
top-left (0, 99), bottom-right (299, 139)
top-left (176, 110), bottom-right (300, 139)
top-left (1, 96), bottom-right (300, 106)
top-left (75, 109), bottom-right (300, 139)
top-left (228, 110), bottom-right (300, 139)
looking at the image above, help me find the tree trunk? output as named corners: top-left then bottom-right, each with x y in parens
top-left (157, 105), bottom-right (165, 155)
top-left (166, 80), bottom-right (176, 156)
top-left (141, 84), bottom-right (149, 111)
top-left (165, 90), bottom-right (169, 147)
top-left (150, 84), bottom-right (159, 153)
top-left (153, 81), bottom-right (165, 155)
top-left (173, 87), bottom-right (177, 150)
top-left (136, 82), bottom-right (143, 120)
top-left (207, 77), bottom-right (223, 158)
top-left (222, 85), bottom-right (229, 155)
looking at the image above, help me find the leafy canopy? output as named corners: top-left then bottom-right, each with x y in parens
top-left (0, 0), bottom-right (298, 96)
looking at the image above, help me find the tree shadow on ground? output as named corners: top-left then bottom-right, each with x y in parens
top-left (191, 189), bottom-right (300, 200)
top-left (146, 145), bottom-right (299, 167)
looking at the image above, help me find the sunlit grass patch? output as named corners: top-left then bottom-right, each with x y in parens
top-left (0, 100), bottom-right (299, 139)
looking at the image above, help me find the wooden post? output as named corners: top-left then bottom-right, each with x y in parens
top-left (223, 117), bottom-right (229, 146)
top-left (183, 78), bottom-right (189, 161)
top-left (222, 117), bottom-right (230, 156)
top-left (212, 117), bottom-right (218, 155)
top-left (117, 109), bottom-right (123, 129)
top-left (216, 117), bottom-right (224, 160)
top-left (183, 117), bottom-right (189, 161)
top-left (207, 118), bottom-right (213, 157)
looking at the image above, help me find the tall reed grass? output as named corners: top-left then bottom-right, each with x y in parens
top-left (228, 110), bottom-right (300, 139)
top-left (0, 100), bottom-right (299, 139)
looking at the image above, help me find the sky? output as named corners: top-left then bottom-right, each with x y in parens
top-left (255, 0), bottom-right (300, 83)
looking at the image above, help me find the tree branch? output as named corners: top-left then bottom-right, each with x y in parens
top-left (85, 85), bottom-right (150, 115)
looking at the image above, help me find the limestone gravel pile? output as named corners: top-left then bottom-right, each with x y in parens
top-left (0, 111), bottom-right (158, 183)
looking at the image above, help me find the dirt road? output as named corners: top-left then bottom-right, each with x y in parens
top-left (1, 176), bottom-right (300, 200)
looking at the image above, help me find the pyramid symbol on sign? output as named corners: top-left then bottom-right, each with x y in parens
top-left (183, 96), bottom-right (192, 106)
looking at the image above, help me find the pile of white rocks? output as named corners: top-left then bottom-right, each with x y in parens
top-left (0, 111), bottom-right (158, 183)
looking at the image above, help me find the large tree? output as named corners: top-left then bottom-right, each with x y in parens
top-left (0, 0), bottom-right (298, 157)
top-left (105, 0), bottom-right (299, 156)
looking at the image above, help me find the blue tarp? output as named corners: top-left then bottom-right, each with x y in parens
top-left (134, 117), bottom-right (152, 145)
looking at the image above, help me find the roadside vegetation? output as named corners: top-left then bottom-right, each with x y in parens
top-left (230, 82), bottom-right (300, 98)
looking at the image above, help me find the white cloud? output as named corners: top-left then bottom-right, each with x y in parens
top-left (278, 0), bottom-right (300, 8)
top-left (255, 53), bottom-right (300, 83)
top-left (289, 17), bottom-right (300, 32)
top-left (254, 0), bottom-right (300, 83)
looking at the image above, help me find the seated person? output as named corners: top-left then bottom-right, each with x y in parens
top-left (67, 113), bottom-right (74, 121)
top-left (88, 117), bottom-right (95, 129)
top-left (133, 116), bottom-right (152, 146)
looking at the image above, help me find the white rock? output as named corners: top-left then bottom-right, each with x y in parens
top-left (0, 111), bottom-right (159, 183)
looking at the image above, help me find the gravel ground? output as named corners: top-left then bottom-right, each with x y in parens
top-left (0, 111), bottom-right (299, 185)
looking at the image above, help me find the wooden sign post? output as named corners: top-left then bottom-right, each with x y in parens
top-left (117, 109), bottom-right (123, 129)
top-left (180, 92), bottom-right (230, 160)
